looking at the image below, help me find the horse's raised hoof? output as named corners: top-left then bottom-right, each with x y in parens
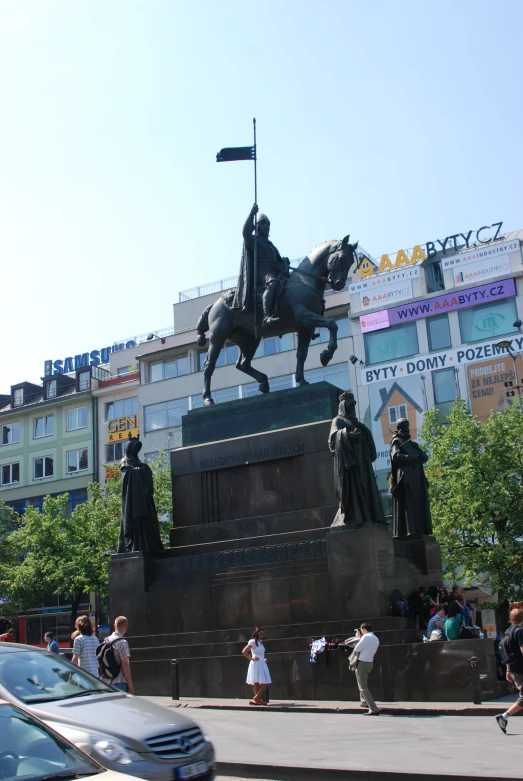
top-left (320, 350), bottom-right (332, 367)
top-left (196, 334), bottom-right (207, 347)
top-left (203, 397), bottom-right (215, 407)
top-left (259, 379), bottom-right (270, 394)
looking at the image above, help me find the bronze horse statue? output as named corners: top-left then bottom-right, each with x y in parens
top-left (196, 235), bottom-right (358, 406)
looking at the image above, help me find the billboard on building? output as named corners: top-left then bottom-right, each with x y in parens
top-left (441, 239), bottom-right (519, 272)
top-left (466, 354), bottom-right (523, 422)
top-left (453, 255), bottom-right (512, 287)
top-left (367, 376), bottom-right (426, 471)
top-left (360, 278), bottom-right (516, 333)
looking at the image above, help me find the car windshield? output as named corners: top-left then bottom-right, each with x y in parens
top-left (0, 651), bottom-right (114, 704)
top-left (0, 703), bottom-right (103, 781)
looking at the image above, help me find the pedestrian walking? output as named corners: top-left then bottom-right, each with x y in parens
top-left (351, 622), bottom-right (380, 715)
top-left (242, 627), bottom-right (271, 706)
top-left (44, 631), bottom-right (60, 654)
top-left (99, 616), bottom-right (134, 693)
top-left (71, 616), bottom-right (99, 677)
top-left (495, 608), bottom-right (523, 734)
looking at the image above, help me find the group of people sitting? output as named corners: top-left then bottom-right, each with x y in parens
top-left (394, 584), bottom-right (480, 641)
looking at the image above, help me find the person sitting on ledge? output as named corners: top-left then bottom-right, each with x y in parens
top-left (445, 601), bottom-right (464, 640)
top-left (427, 604), bottom-right (447, 641)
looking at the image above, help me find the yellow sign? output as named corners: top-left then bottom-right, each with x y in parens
top-left (360, 245), bottom-right (427, 278)
top-left (106, 415), bottom-right (139, 442)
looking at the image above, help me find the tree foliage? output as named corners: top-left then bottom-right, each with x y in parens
top-left (0, 452), bottom-right (172, 626)
top-left (420, 398), bottom-right (523, 602)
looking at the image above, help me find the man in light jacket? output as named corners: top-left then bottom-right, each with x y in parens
top-left (352, 622), bottom-right (380, 715)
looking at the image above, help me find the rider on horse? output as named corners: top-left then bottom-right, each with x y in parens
top-left (230, 203), bottom-right (290, 327)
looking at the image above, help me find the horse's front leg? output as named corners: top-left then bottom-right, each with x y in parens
top-left (297, 310), bottom-right (338, 367)
top-left (295, 328), bottom-right (312, 386)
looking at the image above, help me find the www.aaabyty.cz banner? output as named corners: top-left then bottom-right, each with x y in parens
top-left (360, 277), bottom-right (516, 333)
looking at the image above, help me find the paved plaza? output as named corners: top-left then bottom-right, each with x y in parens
top-left (162, 704), bottom-right (522, 779)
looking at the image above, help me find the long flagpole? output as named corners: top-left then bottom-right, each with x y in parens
top-left (253, 117), bottom-right (259, 339)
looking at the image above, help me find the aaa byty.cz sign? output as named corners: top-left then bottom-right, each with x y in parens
top-left (361, 334), bottom-right (523, 385)
top-left (359, 222), bottom-right (505, 279)
top-left (45, 340), bottom-right (137, 375)
top-left (360, 278), bottom-right (516, 333)
top-left (107, 415), bottom-right (139, 442)
top-left (350, 268), bottom-right (421, 310)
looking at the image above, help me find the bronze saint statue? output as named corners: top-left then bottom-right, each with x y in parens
top-left (196, 203), bottom-right (359, 406)
top-left (329, 392), bottom-right (387, 528)
top-left (117, 435), bottom-right (165, 556)
top-left (389, 418), bottom-right (432, 537)
top-left (231, 203), bottom-right (290, 326)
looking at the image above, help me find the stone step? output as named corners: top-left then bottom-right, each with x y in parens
top-left (129, 628), bottom-right (406, 662)
top-left (168, 525), bottom-right (329, 557)
top-left (127, 616), bottom-right (406, 650)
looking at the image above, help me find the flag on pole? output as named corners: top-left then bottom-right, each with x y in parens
top-left (216, 146), bottom-right (256, 162)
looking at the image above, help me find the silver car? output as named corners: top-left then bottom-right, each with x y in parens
top-left (0, 644), bottom-right (215, 781)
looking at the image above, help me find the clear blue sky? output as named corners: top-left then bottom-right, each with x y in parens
top-left (1, 0), bottom-right (522, 384)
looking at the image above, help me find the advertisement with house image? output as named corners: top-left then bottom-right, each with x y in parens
top-left (367, 376), bottom-right (426, 472)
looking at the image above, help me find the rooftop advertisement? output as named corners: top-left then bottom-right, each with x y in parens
top-left (360, 278), bottom-right (516, 334)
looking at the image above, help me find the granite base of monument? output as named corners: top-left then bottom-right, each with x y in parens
top-left (108, 384), bottom-right (501, 702)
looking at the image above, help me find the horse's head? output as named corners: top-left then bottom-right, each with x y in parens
top-left (327, 235), bottom-right (358, 291)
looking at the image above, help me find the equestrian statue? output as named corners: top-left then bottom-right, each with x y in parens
top-left (196, 203), bottom-right (359, 406)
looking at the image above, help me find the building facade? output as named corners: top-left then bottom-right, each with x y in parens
top-left (2, 222), bottom-right (522, 526)
top-left (0, 367), bottom-right (108, 513)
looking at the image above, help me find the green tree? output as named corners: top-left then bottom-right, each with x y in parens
top-left (0, 453), bottom-right (172, 628)
top-left (0, 482), bottom-right (120, 630)
top-left (420, 398), bottom-right (523, 605)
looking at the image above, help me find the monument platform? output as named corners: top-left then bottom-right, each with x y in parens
top-left (108, 384), bottom-right (502, 702)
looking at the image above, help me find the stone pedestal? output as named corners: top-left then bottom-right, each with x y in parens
top-left (106, 385), bottom-right (500, 702)
top-left (182, 381), bottom-right (340, 446)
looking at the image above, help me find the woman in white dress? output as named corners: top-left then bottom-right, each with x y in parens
top-left (242, 627), bottom-right (271, 705)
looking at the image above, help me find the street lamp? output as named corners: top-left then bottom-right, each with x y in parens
top-left (496, 339), bottom-right (523, 412)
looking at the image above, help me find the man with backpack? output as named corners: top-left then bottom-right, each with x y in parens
top-left (495, 608), bottom-right (523, 733)
top-left (98, 616), bottom-right (134, 694)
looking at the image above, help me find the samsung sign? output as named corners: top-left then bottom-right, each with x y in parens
top-left (45, 340), bottom-right (137, 376)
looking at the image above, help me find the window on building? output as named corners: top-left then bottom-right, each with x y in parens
top-left (34, 415), bottom-right (54, 438)
top-left (78, 371), bottom-right (91, 391)
top-left (145, 398), bottom-right (189, 431)
top-left (46, 380), bottom-right (57, 399)
top-left (1, 462), bottom-right (20, 486)
top-left (2, 422), bottom-right (20, 445)
top-left (191, 387), bottom-right (240, 408)
top-left (254, 333), bottom-right (295, 358)
top-left (364, 322), bottom-right (419, 366)
top-left (303, 362), bottom-right (350, 391)
top-left (150, 355), bottom-right (189, 382)
top-left (117, 367), bottom-right (130, 376)
top-left (388, 407), bottom-right (397, 424)
top-left (315, 315), bottom-right (351, 344)
top-left (433, 368), bottom-right (457, 404)
top-left (34, 456), bottom-right (54, 479)
top-left (198, 344), bottom-right (240, 371)
top-left (67, 406), bottom-right (88, 431)
top-left (67, 449), bottom-right (88, 473)
top-left (426, 260), bottom-right (445, 293)
top-left (427, 314), bottom-right (451, 351)
top-left (243, 375), bottom-right (292, 397)
top-left (105, 397), bottom-right (138, 420)
top-left (458, 299), bottom-right (519, 343)
top-left (106, 441), bottom-right (126, 463)
top-left (13, 389), bottom-right (24, 407)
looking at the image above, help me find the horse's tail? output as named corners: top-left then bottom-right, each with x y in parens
top-left (196, 304), bottom-right (213, 347)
